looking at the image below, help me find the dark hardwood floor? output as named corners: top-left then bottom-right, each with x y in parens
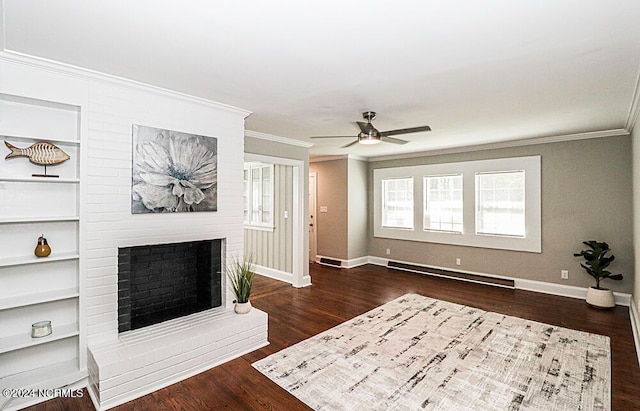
top-left (28, 263), bottom-right (640, 410)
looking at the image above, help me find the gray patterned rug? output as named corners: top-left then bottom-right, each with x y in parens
top-left (253, 294), bottom-right (610, 410)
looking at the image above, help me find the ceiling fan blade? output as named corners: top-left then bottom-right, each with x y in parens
top-left (310, 135), bottom-right (356, 139)
top-left (341, 139), bottom-right (360, 148)
top-left (381, 136), bottom-right (409, 145)
top-left (380, 125), bottom-right (431, 137)
top-left (356, 121), bottom-right (369, 132)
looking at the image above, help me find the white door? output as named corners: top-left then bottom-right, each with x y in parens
top-left (309, 172), bottom-right (317, 263)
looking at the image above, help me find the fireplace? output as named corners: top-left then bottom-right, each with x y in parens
top-left (117, 239), bottom-right (222, 332)
top-left (89, 238), bottom-right (268, 410)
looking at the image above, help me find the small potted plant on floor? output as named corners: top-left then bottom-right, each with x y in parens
top-left (574, 240), bottom-right (623, 308)
top-left (227, 255), bottom-right (256, 314)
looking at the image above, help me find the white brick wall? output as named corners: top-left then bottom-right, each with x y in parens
top-left (0, 53), bottom-right (267, 410)
top-left (83, 81), bottom-right (249, 344)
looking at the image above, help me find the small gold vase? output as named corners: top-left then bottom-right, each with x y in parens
top-left (35, 234), bottom-right (51, 258)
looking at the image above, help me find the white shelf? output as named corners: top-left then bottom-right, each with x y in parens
top-left (0, 252), bottom-right (79, 268)
top-left (0, 176), bottom-right (80, 183)
top-left (0, 288), bottom-right (79, 311)
top-left (0, 92), bottom-right (84, 410)
top-left (0, 216), bottom-right (79, 224)
top-left (1, 133), bottom-right (80, 145)
top-left (0, 323), bottom-right (79, 354)
top-left (0, 359), bottom-right (84, 409)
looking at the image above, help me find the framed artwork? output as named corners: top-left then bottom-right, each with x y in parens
top-left (131, 124), bottom-right (217, 213)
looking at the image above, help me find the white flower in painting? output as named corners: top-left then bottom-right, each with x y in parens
top-left (132, 133), bottom-right (217, 212)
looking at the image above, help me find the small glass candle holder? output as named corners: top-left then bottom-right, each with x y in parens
top-left (31, 320), bottom-right (52, 338)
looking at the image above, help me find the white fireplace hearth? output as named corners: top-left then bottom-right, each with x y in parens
top-left (87, 307), bottom-right (268, 410)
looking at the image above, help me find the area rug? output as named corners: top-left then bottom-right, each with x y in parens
top-left (253, 293), bottom-right (610, 410)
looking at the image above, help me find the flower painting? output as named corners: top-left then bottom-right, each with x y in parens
top-left (131, 125), bottom-right (217, 213)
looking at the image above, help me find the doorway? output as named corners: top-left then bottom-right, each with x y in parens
top-left (309, 172), bottom-right (317, 263)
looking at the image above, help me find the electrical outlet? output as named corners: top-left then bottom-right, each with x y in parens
top-left (456, 258), bottom-right (461, 266)
top-left (386, 248), bottom-right (391, 256)
top-left (561, 270), bottom-right (569, 279)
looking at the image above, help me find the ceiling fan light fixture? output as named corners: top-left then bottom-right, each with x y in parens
top-left (358, 132), bottom-right (381, 145)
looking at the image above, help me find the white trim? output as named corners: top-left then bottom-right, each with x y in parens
top-left (309, 172), bottom-right (318, 264)
top-left (0, 51), bottom-right (251, 117)
top-left (253, 264), bottom-right (293, 284)
top-left (243, 153), bottom-right (307, 288)
top-left (315, 255), bottom-right (371, 269)
top-left (345, 256), bottom-right (369, 268)
top-left (625, 64), bottom-right (640, 131)
top-left (630, 299), bottom-right (640, 366)
top-left (373, 156), bottom-right (542, 253)
top-left (515, 279), bottom-right (631, 306)
top-left (367, 256), bottom-right (631, 306)
top-left (310, 154), bottom-right (368, 163)
top-left (245, 129), bottom-right (314, 148)
top-left (368, 129), bottom-right (630, 162)
top-left (243, 224), bottom-right (275, 232)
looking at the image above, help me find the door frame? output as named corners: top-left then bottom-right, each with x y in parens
top-left (309, 171), bottom-right (318, 264)
top-left (244, 153), bottom-right (310, 287)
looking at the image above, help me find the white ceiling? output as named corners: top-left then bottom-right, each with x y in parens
top-left (2, 0), bottom-right (640, 158)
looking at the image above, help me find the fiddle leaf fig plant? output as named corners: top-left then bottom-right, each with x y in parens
top-left (573, 241), bottom-right (623, 289)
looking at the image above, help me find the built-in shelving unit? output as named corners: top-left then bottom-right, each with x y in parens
top-left (0, 92), bottom-right (84, 410)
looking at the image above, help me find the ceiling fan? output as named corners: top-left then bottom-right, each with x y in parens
top-left (310, 111), bottom-right (431, 148)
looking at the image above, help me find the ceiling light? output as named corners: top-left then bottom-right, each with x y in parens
top-left (358, 132), bottom-right (381, 145)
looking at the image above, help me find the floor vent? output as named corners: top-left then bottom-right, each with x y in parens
top-left (319, 257), bottom-right (343, 268)
top-left (387, 261), bottom-right (514, 288)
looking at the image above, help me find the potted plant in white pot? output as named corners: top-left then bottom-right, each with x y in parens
top-left (227, 255), bottom-right (256, 314)
top-left (574, 240), bottom-right (623, 308)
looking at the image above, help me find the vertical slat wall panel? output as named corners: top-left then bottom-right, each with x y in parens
top-left (244, 165), bottom-right (294, 274)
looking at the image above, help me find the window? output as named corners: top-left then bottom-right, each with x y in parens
top-left (373, 156), bottom-right (541, 253)
top-left (382, 177), bottom-right (414, 229)
top-left (476, 171), bottom-right (525, 237)
top-left (424, 174), bottom-right (463, 233)
top-left (244, 162), bottom-right (274, 229)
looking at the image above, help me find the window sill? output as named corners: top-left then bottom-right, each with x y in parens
top-left (244, 224), bottom-right (275, 232)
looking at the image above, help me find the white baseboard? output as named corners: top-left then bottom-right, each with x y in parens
top-left (630, 298), bottom-right (640, 366)
top-left (253, 264), bottom-right (293, 284)
top-left (515, 279), bottom-right (631, 306)
top-left (366, 256), bottom-right (631, 306)
top-left (315, 255), bottom-right (369, 269)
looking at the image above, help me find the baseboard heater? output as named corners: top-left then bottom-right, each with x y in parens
top-left (387, 261), bottom-right (515, 289)
top-left (318, 257), bottom-right (343, 268)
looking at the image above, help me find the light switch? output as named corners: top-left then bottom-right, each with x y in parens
top-left (320, 206), bottom-right (328, 213)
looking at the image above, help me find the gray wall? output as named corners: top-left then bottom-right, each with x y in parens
top-left (348, 158), bottom-right (369, 260)
top-left (310, 158), bottom-right (349, 260)
top-left (368, 135), bottom-right (634, 293)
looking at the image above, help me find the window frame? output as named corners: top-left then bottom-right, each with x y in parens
top-left (381, 176), bottom-right (415, 230)
top-left (423, 173), bottom-right (464, 234)
top-left (243, 162), bottom-right (275, 231)
top-left (373, 156), bottom-right (541, 253)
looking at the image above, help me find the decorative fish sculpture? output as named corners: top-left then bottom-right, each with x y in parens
top-left (4, 140), bottom-right (70, 165)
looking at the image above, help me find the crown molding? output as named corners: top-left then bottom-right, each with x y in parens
top-left (626, 65), bottom-right (640, 132)
top-left (367, 129), bottom-right (630, 162)
top-left (245, 129), bottom-right (314, 148)
top-left (310, 154), bottom-right (368, 163)
top-left (0, 50), bottom-right (252, 117)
